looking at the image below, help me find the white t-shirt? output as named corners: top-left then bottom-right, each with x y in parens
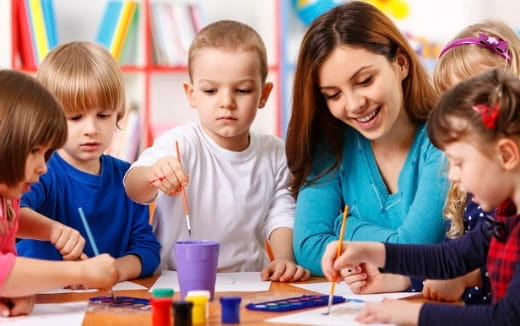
top-left (128, 122), bottom-right (295, 272)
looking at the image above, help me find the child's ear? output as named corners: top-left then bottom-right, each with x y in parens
top-left (183, 82), bottom-right (197, 108)
top-left (496, 138), bottom-right (520, 170)
top-left (258, 82), bottom-right (274, 109)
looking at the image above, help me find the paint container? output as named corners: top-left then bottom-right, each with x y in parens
top-left (185, 293), bottom-right (209, 324)
top-left (186, 290), bottom-right (210, 317)
top-left (173, 301), bottom-right (193, 326)
top-left (151, 288), bottom-right (174, 326)
top-left (220, 296), bottom-right (241, 324)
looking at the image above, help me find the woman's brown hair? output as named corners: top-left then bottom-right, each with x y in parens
top-left (285, 1), bottom-right (437, 196)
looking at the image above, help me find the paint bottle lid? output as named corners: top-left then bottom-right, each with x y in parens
top-left (185, 290), bottom-right (210, 298)
top-left (220, 296), bottom-right (241, 324)
top-left (152, 288), bottom-right (174, 298)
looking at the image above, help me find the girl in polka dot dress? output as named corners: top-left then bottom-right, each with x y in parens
top-left (421, 20), bottom-right (520, 304)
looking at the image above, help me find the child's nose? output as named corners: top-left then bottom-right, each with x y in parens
top-left (219, 91), bottom-right (236, 109)
top-left (36, 158), bottom-right (47, 175)
top-left (84, 118), bottom-right (99, 135)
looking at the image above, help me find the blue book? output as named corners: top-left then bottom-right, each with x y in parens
top-left (95, 1), bottom-right (123, 50)
top-left (41, 0), bottom-right (58, 49)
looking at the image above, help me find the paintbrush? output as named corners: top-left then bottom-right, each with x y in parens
top-left (324, 205), bottom-right (349, 315)
top-left (78, 207), bottom-right (117, 303)
top-left (175, 141), bottom-right (192, 236)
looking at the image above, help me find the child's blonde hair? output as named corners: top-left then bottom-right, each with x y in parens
top-left (434, 21), bottom-right (520, 238)
top-left (434, 21), bottom-right (520, 93)
top-left (36, 41), bottom-right (126, 126)
top-left (0, 70), bottom-right (67, 234)
top-left (187, 20), bottom-right (268, 83)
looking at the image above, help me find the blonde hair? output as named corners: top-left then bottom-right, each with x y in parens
top-left (434, 21), bottom-right (520, 93)
top-left (36, 41), bottom-right (126, 126)
top-left (433, 21), bottom-right (520, 238)
top-left (187, 20), bottom-right (268, 83)
top-left (0, 70), bottom-right (67, 235)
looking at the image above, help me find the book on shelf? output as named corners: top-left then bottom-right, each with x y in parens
top-left (95, 0), bottom-right (139, 63)
top-left (41, 0), bottom-right (57, 49)
top-left (149, 2), bottom-right (204, 66)
top-left (15, 0), bottom-right (58, 68)
top-left (27, 0), bottom-right (48, 64)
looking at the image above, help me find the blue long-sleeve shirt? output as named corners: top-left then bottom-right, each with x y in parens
top-left (294, 124), bottom-right (448, 275)
top-left (17, 153), bottom-right (161, 278)
top-left (384, 221), bottom-right (520, 326)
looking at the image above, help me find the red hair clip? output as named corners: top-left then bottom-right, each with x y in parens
top-left (472, 103), bottom-right (499, 130)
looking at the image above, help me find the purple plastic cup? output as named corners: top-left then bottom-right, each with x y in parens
top-left (174, 240), bottom-right (220, 300)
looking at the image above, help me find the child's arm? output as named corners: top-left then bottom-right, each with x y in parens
top-left (120, 203), bottom-right (161, 279)
top-left (17, 207), bottom-right (86, 260)
top-left (125, 157), bottom-right (189, 204)
top-left (260, 227), bottom-right (310, 282)
top-left (0, 254), bottom-right (118, 297)
top-left (422, 269), bottom-right (482, 301)
top-left (115, 255), bottom-right (142, 281)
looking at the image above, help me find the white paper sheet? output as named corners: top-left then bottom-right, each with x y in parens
top-left (266, 301), bottom-right (394, 326)
top-left (39, 281), bottom-right (147, 294)
top-left (149, 270), bottom-right (271, 293)
top-left (290, 282), bottom-right (420, 302)
top-left (0, 302), bottom-right (86, 325)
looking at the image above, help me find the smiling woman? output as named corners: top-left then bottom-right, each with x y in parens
top-left (285, 1), bottom-right (449, 282)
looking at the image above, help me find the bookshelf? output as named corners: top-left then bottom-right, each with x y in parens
top-left (6, 0), bottom-right (283, 161)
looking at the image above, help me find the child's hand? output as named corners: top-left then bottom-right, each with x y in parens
top-left (0, 296), bottom-right (35, 317)
top-left (149, 156), bottom-right (189, 197)
top-left (355, 299), bottom-right (421, 325)
top-left (260, 259), bottom-right (310, 282)
top-left (79, 254), bottom-right (119, 289)
top-left (342, 263), bottom-right (411, 294)
top-left (50, 223), bottom-right (86, 260)
top-left (422, 278), bottom-right (465, 302)
top-left (321, 241), bottom-right (385, 282)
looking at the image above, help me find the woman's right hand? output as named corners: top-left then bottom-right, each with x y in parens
top-left (79, 254), bottom-right (119, 289)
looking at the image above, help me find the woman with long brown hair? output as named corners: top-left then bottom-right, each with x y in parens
top-left (286, 1), bottom-right (448, 282)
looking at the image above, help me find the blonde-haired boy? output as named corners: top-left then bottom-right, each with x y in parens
top-left (17, 41), bottom-right (161, 282)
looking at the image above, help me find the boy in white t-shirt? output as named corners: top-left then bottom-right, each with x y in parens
top-left (125, 20), bottom-right (310, 282)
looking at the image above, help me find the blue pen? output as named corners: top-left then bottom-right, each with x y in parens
top-left (78, 207), bottom-right (116, 302)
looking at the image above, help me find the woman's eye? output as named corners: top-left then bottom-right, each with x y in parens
top-left (358, 76), bottom-right (373, 85)
top-left (323, 92), bottom-right (340, 100)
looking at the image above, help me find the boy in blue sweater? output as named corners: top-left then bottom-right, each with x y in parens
top-left (16, 42), bottom-right (161, 282)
